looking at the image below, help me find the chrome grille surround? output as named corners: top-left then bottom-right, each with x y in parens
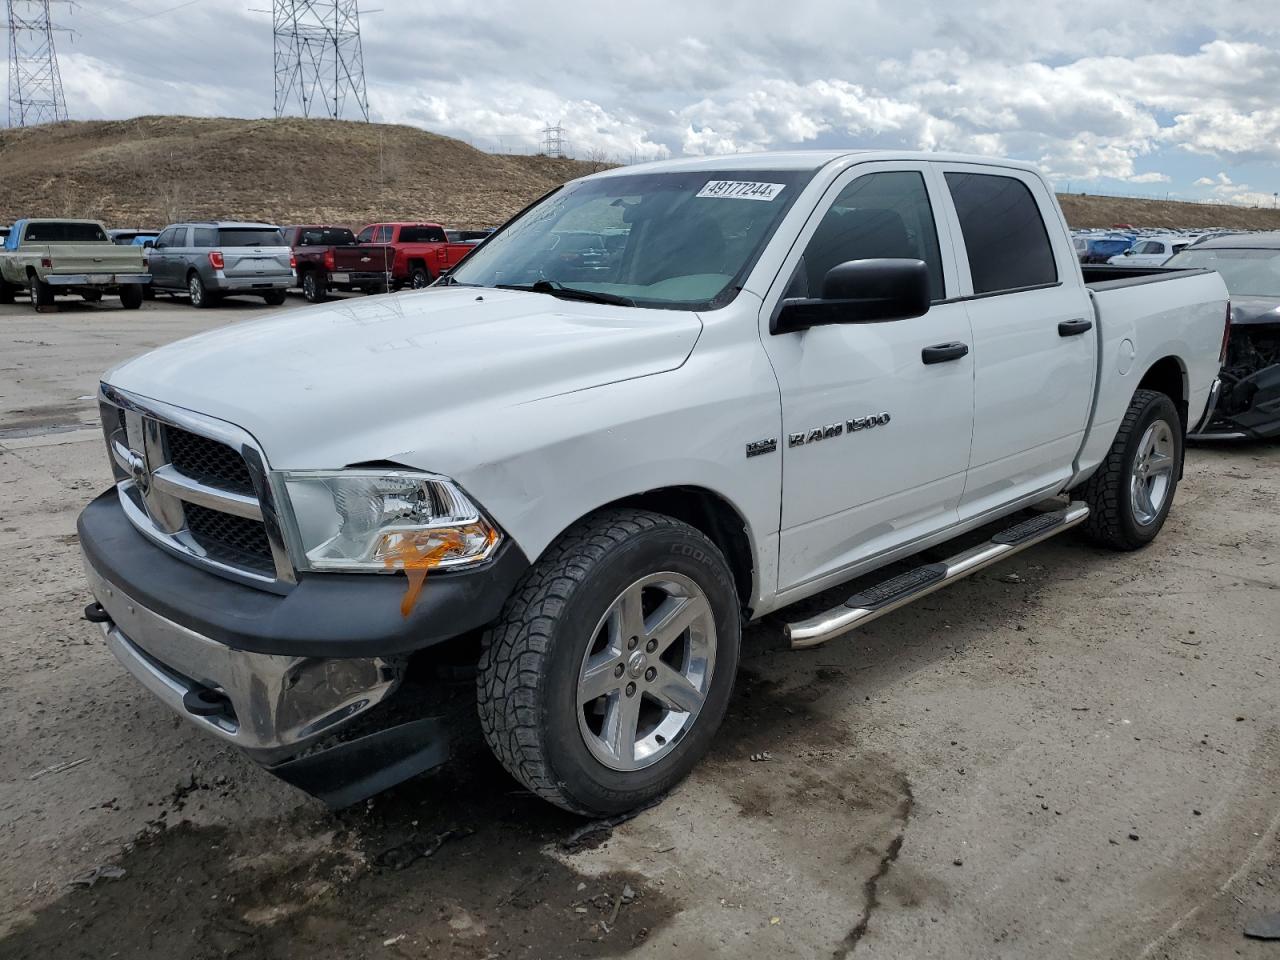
top-left (98, 383), bottom-right (296, 591)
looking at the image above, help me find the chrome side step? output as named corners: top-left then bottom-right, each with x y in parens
top-left (784, 501), bottom-right (1090, 650)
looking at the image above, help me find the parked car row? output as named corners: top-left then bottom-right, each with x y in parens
top-left (0, 216), bottom-right (494, 310)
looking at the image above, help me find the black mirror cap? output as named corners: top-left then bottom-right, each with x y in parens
top-left (772, 258), bottom-right (932, 334)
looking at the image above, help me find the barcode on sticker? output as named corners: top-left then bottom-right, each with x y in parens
top-left (696, 181), bottom-right (786, 201)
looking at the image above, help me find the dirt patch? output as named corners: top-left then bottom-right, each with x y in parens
top-left (0, 402), bottom-right (97, 439)
top-left (0, 732), bottom-right (676, 960)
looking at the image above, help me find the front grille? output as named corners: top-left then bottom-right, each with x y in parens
top-left (184, 503), bottom-right (275, 575)
top-left (166, 426), bottom-right (255, 495)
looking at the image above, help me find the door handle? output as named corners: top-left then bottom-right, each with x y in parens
top-left (1058, 318), bottom-right (1093, 337)
top-left (921, 342), bottom-right (970, 365)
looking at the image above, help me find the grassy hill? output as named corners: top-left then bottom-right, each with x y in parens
top-left (0, 116), bottom-right (602, 229)
top-left (2, 116), bottom-right (1279, 233)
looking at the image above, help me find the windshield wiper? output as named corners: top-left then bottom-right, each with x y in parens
top-left (496, 279), bottom-right (635, 307)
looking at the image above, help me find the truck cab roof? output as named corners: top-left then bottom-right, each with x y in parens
top-left (589, 149), bottom-right (1043, 178)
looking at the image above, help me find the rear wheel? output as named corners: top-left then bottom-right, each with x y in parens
top-left (1079, 388), bottom-right (1182, 550)
top-left (410, 266), bottom-right (432, 289)
top-left (478, 509), bottom-right (741, 816)
top-left (301, 270), bottom-right (326, 303)
top-left (28, 273), bottom-right (53, 310)
top-left (119, 284), bottom-right (143, 310)
top-left (262, 290), bottom-right (287, 306)
top-left (187, 271), bottom-right (212, 308)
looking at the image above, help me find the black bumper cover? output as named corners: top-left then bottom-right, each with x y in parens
top-left (78, 489), bottom-right (529, 658)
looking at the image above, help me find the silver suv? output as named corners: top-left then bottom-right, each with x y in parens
top-left (148, 222), bottom-right (295, 308)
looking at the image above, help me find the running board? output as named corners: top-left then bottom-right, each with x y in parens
top-left (784, 502), bottom-right (1090, 650)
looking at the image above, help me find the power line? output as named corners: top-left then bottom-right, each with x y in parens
top-left (270, 0), bottom-right (369, 121)
top-left (6, 0), bottom-right (71, 127)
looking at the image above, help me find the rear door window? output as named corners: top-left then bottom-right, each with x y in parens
top-left (217, 228), bottom-right (285, 247)
top-left (945, 173), bottom-right (1058, 294)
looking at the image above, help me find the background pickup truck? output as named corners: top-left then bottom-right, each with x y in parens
top-left (79, 151), bottom-right (1227, 819)
top-left (283, 224), bottom-right (396, 302)
top-left (354, 221), bottom-right (475, 289)
top-left (0, 218), bottom-right (149, 310)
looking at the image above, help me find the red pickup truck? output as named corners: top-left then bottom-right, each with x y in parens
top-left (284, 225), bottom-right (395, 303)
top-left (354, 222), bottom-right (475, 289)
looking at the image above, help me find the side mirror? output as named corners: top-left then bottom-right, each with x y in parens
top-left (772, 259), bottom-right (931, 334)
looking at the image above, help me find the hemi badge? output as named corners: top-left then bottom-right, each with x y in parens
top-left (745, 438), bottom-right (777, 458)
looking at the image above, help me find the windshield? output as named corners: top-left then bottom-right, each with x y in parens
top-left (299, 227), bottom-right (356, 246)
top-left (1165, 247), bottom-right (1280, 298)
top-left (449, 169), bottom-right (816, 310)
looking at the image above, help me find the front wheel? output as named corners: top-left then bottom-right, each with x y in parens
top-left (478, 509), bottom-right (741, 816)
top-left (0, 279), bottom-right (14, 304)
top-left (262, 289), bottom-right (287, 306)
top-left (1078, 388), bottom-right (1183, 550)
top-left (81, 289), bottom-right (103, 303)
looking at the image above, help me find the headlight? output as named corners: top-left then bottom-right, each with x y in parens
top-left (278, 470), bottom-right (500, 573)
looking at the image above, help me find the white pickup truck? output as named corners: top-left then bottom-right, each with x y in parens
top-left (79, 152), bottom-right (1228, 816)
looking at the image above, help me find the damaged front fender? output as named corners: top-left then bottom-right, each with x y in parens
top-left (1194, 319), bottom-right (1280, 440)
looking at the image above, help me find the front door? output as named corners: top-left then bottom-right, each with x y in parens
top-left (760, 163), bottom-right (976, 595)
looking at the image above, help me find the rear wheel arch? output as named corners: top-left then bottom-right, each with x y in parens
top-left (1136, 355), bottom-right (1188, 432)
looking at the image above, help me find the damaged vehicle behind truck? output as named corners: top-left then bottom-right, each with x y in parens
top-left (1168, 233), bottom-right (1280, 440)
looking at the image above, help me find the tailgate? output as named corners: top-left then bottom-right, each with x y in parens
top-left (332, 244), bottom-right (392, 273)
top-left (223, 245), bottom-right (293, 277)
top-left (44, 243), bottom-right (144, 275)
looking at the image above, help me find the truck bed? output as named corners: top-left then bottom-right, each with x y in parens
top-left (1081, 264), bottom-right (1213, 289)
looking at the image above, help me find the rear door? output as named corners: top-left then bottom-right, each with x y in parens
top-left (761, 162), bottom-right (976, 593)
top-left (217, 227), bottom-right (292, 278)
top-left (934, 165), bottom-right (1097, 519)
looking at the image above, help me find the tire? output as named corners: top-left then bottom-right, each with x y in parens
top-left (409, 266), bottom-right (432, 289)
top-left (142, 285), bottom-right (155, 300)
top-left (301, 270), bottom-right (326, 304)
top-left (81, 289), bottom-right (103, 303)
top-left (187, 271), bottom-right (212, 308)
top-left (28, 273), bottom-right (53, 309)
top-left (262, 290), bottom-right (287, 306)
top-left (1078, 388), bottom-right (1183, 550)
top-left (0, 280), bottom-right (14, 304)
top-left (478, 508), bottom-right (741, 816)
top-left (119, 284), bottom-right (143, 310)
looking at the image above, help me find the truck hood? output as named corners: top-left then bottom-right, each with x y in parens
top-left (106, 287), bottom-right (703, 467)
top-left (1230, 296), bottom-right (1280, 327)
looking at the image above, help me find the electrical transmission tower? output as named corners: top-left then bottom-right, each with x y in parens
top-left (273, 0), bottom-right (369, 121)
top-left (6, 0), bottom-right (70, 127)
top-left (541, 121), bottom-right (567, 158)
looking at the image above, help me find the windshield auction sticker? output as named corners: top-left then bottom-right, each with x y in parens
top-left (696, 180), bottom-right (786, 201)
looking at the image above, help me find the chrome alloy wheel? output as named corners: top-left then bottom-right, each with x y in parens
top-left (1131, 418), bottom-right (1176, 526)
top-left (576, 571), bottom-right (717, 772)
top-left (188, 274), bottom-right (203, 306)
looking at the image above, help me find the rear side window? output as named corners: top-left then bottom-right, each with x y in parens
top-left (217, 228), bottom-right (285, 247)
top-left (193, 228), bottom-right (217, 248)
top-left (399, 225), bottom-right (447, 243)
top-left (945, 173), bottom-right (1057, 294)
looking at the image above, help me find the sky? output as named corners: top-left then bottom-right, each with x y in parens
top-left (12, 0), bottom-right (1280, 205)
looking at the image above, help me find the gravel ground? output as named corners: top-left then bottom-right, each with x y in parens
top-left (0, 292), bottom-right (1277, 959)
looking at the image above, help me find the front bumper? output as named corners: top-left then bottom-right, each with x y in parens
top-left (78, 489), bottom-right (529, 804)
top-left (84, 559), bottom-right (400, 763)
top-left (46, 273), bottom-right (151, 286)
